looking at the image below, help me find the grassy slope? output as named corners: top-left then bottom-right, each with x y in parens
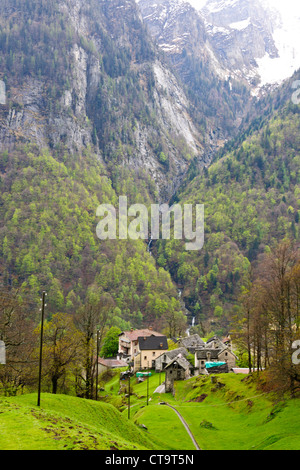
top-left (0, 393), bottom-right (158, 450)
top-left (1, 373), bottom-right (299, 450)
top-left (132, 374), bottom-right (300, 451)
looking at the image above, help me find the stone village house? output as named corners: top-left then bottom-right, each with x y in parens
top-left (134, 335), bottom-right (169, 372)
top-left (117, 330), bottom-right (237, 391)
top-left (156, 335), bottom-right (237, 376)
top-left (194, 336), bottom-right (238, 375)
top-left (177, 334), bottom-right (205, 353)
top-left (118, 328), bottom-right (165, 361)
top-left (155, 334), bottom-right (238, 392)
top-left (164, 354), bottom-right (193, 393)
top-left (155, 347), bottom-right (188, 372)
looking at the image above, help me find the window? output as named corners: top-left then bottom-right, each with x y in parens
top-left (144, 356), bottom-right (147, 361)
top-left (152, 352), bottom-right (155, 356)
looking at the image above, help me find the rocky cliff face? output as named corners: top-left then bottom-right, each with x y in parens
top-left (202, 0), bottom-right (280, 86)
top-left (0, 0), bottom-right (285, 201)
top-left (0, 0), bottom-right (204, 201)
top-left (136, 0), bottom-right (207, 56)
top-left (137, 0), bottom-right (281, 89)
top-left (137, 0), bottom-right (252, 149)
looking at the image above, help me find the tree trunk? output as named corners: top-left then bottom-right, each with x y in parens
top-left (52, 375), bottom-right (58, 394)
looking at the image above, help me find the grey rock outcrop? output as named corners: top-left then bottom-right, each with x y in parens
top-left (0, 0), bottom-right (204, 201)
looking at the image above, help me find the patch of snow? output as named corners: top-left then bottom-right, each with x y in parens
top-left (257, 1), bottom-right (300, 85)
top-left (186, 0), bottom-right (300, 86)
top-left (203, 0), bottom-right (239, 13)
top-left (229, 17), bottom-right (251, 30)
top-left (207, 24), bottom-right (230, 34)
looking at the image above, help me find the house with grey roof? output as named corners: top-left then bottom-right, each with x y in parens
top-left (194, 336), bottom-right (238, 375)
top-left (155, 347), bottom-right (189, 372)
top-left (177, 334), bottom-right (205, 353)
top-left (205, 335), bottom-right (227, 351)
top-left (164, 354), bottom-right (193, 393)
top-left (118, 328), bottom-right (164, 359)
top-left (97, 358), bottom-right (128, 375)
top-left (133, 335), bottom-right (168, 372)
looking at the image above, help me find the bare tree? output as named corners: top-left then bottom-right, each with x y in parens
top-left (34, 312), bottom-right (84, 394)
top-left (232, 240), bottom-right (300, 394)
top-left (0, 288), bottom-right (36, 395)
top-left (75, 292), bottom-right (115, 399)
top-left (254, 241), bottom-right (299, 395)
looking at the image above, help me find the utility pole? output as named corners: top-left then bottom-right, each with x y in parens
top-left (147, 361), bottom-right (149, 406)
top-left (128, 372), bottom-right (131, 419)
top-left (37, 291), bottom-right (47, 407)
top-left (0, 340), bottom-right (6, 365)
top-left (95, 329), bottom-right (100, 401)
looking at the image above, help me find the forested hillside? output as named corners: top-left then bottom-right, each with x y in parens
top-left (0, 0), bottom-right (205, 201)
top-left (0, 145), bottom-right (185, 331)
top-left (156, 88), bottom-right (300, 335)
top-left (0, 0), bottom-right (299, 399)
top-left (0, 0), bottom-right (299, 337)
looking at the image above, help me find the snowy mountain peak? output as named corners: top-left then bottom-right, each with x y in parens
top-left (189, 0), bottom-right (300, 87)
top-left (137, 0), bottom-right (300, 90)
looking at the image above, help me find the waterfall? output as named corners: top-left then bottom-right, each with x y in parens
top-left (147, 238), bottom-right (152, 256)
top-left (178, 290), bottom-right (196, 336)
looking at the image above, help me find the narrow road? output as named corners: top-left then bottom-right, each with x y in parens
top-left (160, 403), bottom-right (201, 451)
top-left (153, 384), bottom-right (165, 394)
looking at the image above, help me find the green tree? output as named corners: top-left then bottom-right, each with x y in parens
top-left (35, 312), bottom-right (83, 395)
top-left (100, 327), bottom-right (121, 358)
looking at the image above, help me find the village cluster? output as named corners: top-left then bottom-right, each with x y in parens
top-left (97, 328), bottom-right (242, 393)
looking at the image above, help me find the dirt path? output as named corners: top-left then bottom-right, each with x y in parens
top-left (160, 403), bottom-right (201, 451)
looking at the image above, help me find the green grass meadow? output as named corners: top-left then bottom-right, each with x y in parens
top-left (0, 393), bottom-right (157, 450)
top-left (0, 372), bottom-right (299, 450)
top-left (131, 373), bottom-right (300, 451)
